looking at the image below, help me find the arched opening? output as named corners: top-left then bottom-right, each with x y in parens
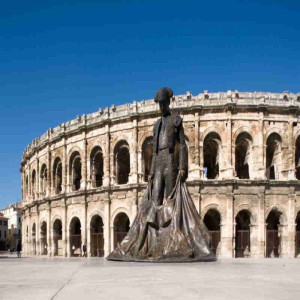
top-left (266, 209), bottom-right (282, 257)
top-left (142, 137), bottom-right (153, 182)
top-left (235, 210), bottom-right (251, 257)
top-left (40, 164), bottom-right (47, 196)
top-left (53, 157), bottom-right (62, 195)
top-left (31, 169), bottom-right (36, 199)
top-left (90, 147), bottom-right (104, 188)
top-left (295, 212), bottom-right (300, 257)
top-left (69, 152), bottom-right (82, 191)
top-left (203, 209), bottom-right (221, 254)
top-left (295, 136), bottom-right (300, 179)
top-left (266, 133), bottom-right (282, 180)
top-left (113, 213), bottom-right (130, 248)
top-left (53, 219), bottom-right (63, 256)
top-left (203, 133), bottom-right (221, 179)
top-left (32, 223), bottom-right (36, 255)
top-left (114, 141), bottom-right (130, 184)
top-left (40, 221), bottom-right (47, 255)
top-left (90, 215), bottom-right (104, 257)
top-left (69, 217), bottom-right (81, 257)
top-left (235, 133), bottom-right (252, 179)
top-left (25, 175), bottom-right (29, 197)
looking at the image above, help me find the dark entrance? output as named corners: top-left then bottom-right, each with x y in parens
top-left (69, 217), bottom-right (81, 257)
top-left (53, 219), bottom-right (63, 256)
top-left (90, 215), bottom-right (104, 257)
top-left (235, 210), bottom-right (251, 257)
top-left (203, 209), bottom-right (221, 254)
top-left (296, 212), bottom-right (300, 257)
top-left (40, 221), bottom-right (47, 255)
top-left (114, 213), bottom-right (130, 248)
top-left (266, 210), bottom-right (281, 258)
top-left (32, 223), bottom-right (36, 255)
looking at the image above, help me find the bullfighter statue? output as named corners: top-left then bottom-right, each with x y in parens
top-left (107, 87), bottom-right (216, 262)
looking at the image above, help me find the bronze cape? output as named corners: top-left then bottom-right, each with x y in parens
top-left (107, 174), bottom-right (216, 262)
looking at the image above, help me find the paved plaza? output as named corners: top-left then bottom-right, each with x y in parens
top-left (0, 256), bottom-right (299, 300)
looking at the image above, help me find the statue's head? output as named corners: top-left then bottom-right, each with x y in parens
top-left (154, 87), bottom-right (173, 116)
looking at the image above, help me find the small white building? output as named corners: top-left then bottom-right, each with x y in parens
top-left (0, 203), bottom-right (22, 250)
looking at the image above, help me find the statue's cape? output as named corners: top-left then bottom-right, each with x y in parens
top-left (107, 176), bottom-right (216, 262)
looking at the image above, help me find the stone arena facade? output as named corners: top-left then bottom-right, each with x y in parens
top-left (21, 90), bottom-right (300, 258)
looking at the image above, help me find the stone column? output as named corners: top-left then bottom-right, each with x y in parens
top-left (36, 157), bottom-right (39, 199)
top-left (288, 119), bottom-right (296, 180)
top-left (36, 206), bottom-right (40, 256)
top-left (253, 111), bottom-right (265, 179)
top-left (104, 192), bottom-right (111, 257)
top-left (63, 200), bottom-right (68, 257)
top-left (221, 108), bottom-right (234, 179)
top-left (191, 112), bottom-right (201, 179)
top-left (47, 147), bottom-right (51, 197)
top-left (47, 203), bottom-right (51, 256)
top-left (220, 186), bottom-right (234, 258)
top-left (81, 131), bottom-right (87, 190)
top-left (103, 124), bottom-right (111, 187)
top-left (257, 186), bottom-right (266, 257)
top-left (61, 138), bottom-right (67, 194)
top-left (287, 188), bottom-right (296, 257)
top-left (130, 118), bottom-right (138, 184)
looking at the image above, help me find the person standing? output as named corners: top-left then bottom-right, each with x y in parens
top-left (16, 241), bottom-right (22, 258)
top-left (82, 243), bottom-right (87, 257)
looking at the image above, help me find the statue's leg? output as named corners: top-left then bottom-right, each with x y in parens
top-left (152, 158), bottom-right (165, 206)
top-left (164, 153), bottom-right (178, 198)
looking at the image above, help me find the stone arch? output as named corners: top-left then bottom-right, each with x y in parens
top-left (265, 132), bottom-right (282, 180)
top-left (31, 169), bottom-right (36, 199)
top-left (235, 209), bottom-right (252, 258)
top-left (51, 214), bottom-right (62, 225)
top-left (53, 218), bottom-right (63, 256)
top-left (203, 132), bottom-right (222, 179)
top-left (235, 204), bottom-right (256, 224)
top-left (69, 151), bottom-right (82, 191)
top-left (53, 157), bottom-right (63, 194)
top-left (67, 146), bottom-right (83, 158)
top-left (40, 163), bottom-right (48, 196)
top-left (90, 146), bottom-right (104, 188)
top-left (201, 203), bottom-right (224, 222)
top-left (202, 207), bottom-right (222, 255)
top-left (40, 220), bottom-right (48, 255)
top-left (265, 206), bottom-right (288, 258)
top-left (69, 216), bottom-right (82, 257)
top-left (114, 140), bottom-right (130, 184)
top-left (232, 126), bottom-right (252, 142)
top-left (111, 134), bottom-right (130, 153)
top-left (89, 213), bottom-right (104, 257)
top-left (141, 136), bottom-right (153, 182)
top-left (138, 131), bottom-right (153, 150)
top-left (110, 207), bottom-right (132, 227)
top-left (201, 126), bottom-right (224, 142)
top-left (113, 212), bottom-right (130, 248)
top-left (234, 132), bottom-right (253, 179)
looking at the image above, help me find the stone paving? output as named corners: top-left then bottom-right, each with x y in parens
top-left (0, 255), bottom-right (299, 300)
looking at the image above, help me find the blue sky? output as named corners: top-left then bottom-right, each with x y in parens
top-left (0, 0), bottom-right (299, 207)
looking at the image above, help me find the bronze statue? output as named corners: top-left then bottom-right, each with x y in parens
top-left (107, 87), bottom-right (216, 262)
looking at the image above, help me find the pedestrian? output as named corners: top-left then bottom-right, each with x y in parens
top-left (17, 241), bottom-right (22, 258)
top-left (82, 243), bottom-right (87, 257)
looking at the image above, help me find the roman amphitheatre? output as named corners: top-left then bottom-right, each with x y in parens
top-left (21, 90), bottom-right (300, 258)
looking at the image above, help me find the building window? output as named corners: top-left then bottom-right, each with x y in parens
top-left (114, 140), bottom-right (130, 185)
top-left (53, 157), bottom-right (63, 194)
top-left (90, 146), bottom-right (104, 188)
top-left (69, 152), bottom-right (82, 191)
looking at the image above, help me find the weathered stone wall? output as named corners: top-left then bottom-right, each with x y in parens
top-left (20, 91), bottom-right (300, 258)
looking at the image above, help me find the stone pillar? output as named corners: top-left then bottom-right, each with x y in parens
top-left (190, 112), bottom-right (201, 180)
top-left (220, 187), bottom-right (234, 258)
top-left (257, 186), bottom-right (265, 257)
top-left (61, 138), bottom-right (67, 194)
top-left (36, 207), bottom-right (40, 256)
top-left (47, 204), bottom-right (51, 256)
top-left (130, 118), bottom-right (138, 184)
top-left (36, 158), bottom-right (40, 199)
top-left (221, 109), bottom-right (234, 179)
top-left (104, 192), bottom-right (111, 257)
top-left (81, 131), bottom-right (87, 190)
top-left (287, 188), bottom-right (296, 257)
top-left (47, 147), bottom-right (51, 197)
top-left (63, 201), bottom-right (68, 257)
top-left (103, 124), bottom-right (111, 187)
top-left (288, 120), bottom-right (296, 180)
top-left (253, 112), bottom-right (265, 179)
